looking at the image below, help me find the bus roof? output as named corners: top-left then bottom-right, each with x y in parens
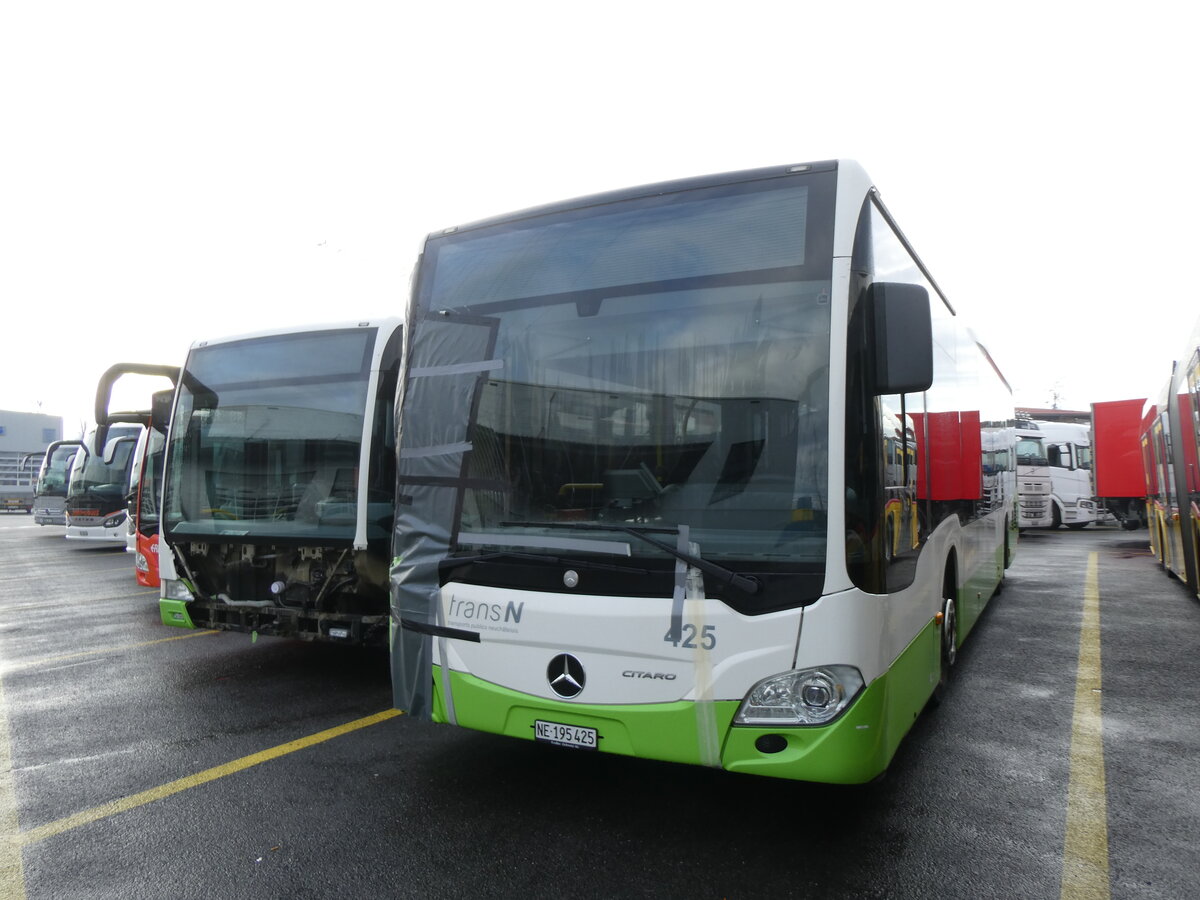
top-left (188, 317), bottom-right (404, 351)
top-left (425, 161), bottom-right (843, 240)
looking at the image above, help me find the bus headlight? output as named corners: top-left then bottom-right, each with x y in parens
top-left (162, 579), bottom-right (194, 602)
top-left (733, 665), bottom-right (864, 726)
top-left (134, 552), bottom-right (149, 573)
top-left (103, 512), bottom-right (126, 528)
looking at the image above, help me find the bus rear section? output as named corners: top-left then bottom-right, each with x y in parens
top-left (391, 160), bottom-right (1016, 784)
top-left (158, 319), bottom-right (403, 646)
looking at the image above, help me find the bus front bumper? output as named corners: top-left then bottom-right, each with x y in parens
top-left (431, 667), bottom-right (892, 785)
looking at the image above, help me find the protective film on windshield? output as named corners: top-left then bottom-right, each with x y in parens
top-left (391, 173), bottom-right (834, 718)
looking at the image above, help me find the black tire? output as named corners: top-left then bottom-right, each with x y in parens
top-left (931, 588), bottom-right (957, 705)
top-left (995, 524), bottom-right (1011, 595)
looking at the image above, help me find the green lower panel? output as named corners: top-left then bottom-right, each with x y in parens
top-left (959, 541), bottom-right (1006, 641)
top-left (159, 599), bottom-right (196, 629)
top-left (721, 680), bottom-right (889, 783)
top-left (435, 667), bottom-right (898, 784)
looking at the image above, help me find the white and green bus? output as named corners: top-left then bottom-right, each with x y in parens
top-left (391, 160), bottom-right (1017, 784)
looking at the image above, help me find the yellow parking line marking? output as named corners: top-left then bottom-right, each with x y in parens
top-left (1061, 552), bottom-right (1110, 899)
top-left (17, 708), bottom-right (402, 847)
top-left (0, 676), bottom-right (27, 900)
top-left (6, 630), bottom-right (220, 673)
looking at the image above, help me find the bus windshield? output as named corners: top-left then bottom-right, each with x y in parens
top-left (421, 175), bottom-right (834, 571)
top-left (162, 328), bottom-right (377, 543)
top-left (37, 444), bottom-right (81, 498)
top-left (68, 427), bottom-right (140, 500)
top-left (138, 428), bottom-right (166, 531)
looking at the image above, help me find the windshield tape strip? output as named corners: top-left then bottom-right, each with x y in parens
top-left (399, 441), bottom-right (473, 459)
top-left (435, 601), bottom-right (458, 725)
top-left (667, 525), bottom-right (689, 644)
top-left (457, 532), bottom-right (632, 556)
top-left (687, 558), bottom-right (720, 768)
top-left (409, 360), bottom-right (503, 378)
top-left (400, 618), bottom-right (482, 643)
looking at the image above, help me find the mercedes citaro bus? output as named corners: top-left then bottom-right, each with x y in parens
top-left (390, 160), bottom-right (1017, 784)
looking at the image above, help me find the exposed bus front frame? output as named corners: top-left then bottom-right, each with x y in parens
top-left (158, 319), bottom-right (403, 645)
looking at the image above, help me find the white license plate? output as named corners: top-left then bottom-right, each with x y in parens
top-left (534, 719), bottom-right (598, 750)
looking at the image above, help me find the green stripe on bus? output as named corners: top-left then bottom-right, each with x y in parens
top-left (158, 599), bottom-right (195, 629)
top-left (435, 618), bottom-right (942, 785)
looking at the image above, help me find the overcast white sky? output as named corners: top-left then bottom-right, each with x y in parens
top-left (2, 1), bottom-right (1196, 436)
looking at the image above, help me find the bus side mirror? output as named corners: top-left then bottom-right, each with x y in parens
top-left (103, 435), bottom-right (137, 466)
top-left (870, 282), bottom-right (933, 395)
top-left (151, 389), bottom-right (174, 434)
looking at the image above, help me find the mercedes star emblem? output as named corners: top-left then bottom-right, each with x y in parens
top-left (547, 653), bottom-right (586, 698)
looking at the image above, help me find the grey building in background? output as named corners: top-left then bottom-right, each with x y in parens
top-left (1, 410), bottom-right (64, 511)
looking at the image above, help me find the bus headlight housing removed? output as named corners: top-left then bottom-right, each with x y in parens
top-left (162, 579), bottom-right (194, 602)
top-left (734, 666), bottom-right (864, 726)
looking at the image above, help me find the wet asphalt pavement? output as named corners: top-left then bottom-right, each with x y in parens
top-left (1, 516), bottom-right (1197, 899)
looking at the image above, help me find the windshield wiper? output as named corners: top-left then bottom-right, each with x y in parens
top-left (503, 521), bottom-right (760, 595)
top-left (444, 549), bottom-right (654, 577)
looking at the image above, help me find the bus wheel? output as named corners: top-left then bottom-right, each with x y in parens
top-left (995, 525), bottom-right (1011, 594)
top-left (932, 590), bottom-right (957, 704)
top-left (941, 594), bottom-right (958, 668)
